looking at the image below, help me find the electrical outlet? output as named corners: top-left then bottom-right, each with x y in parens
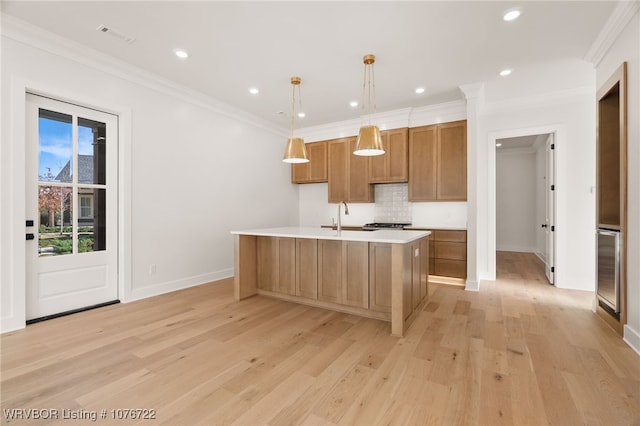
top-left (414, 248), bottom-right (420, 257)
top-left (149, 264), bottom-right (156, 275)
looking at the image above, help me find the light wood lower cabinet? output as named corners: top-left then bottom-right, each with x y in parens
top-left (257, 236), bottom-right (296, 296)
top-left (237, 233), bottom-right (430, 337)
top-left (318, 240), bottom-right (369, 308)
top-left (369, 243), bottom-right (392, 313)
top-left (318, 239), bottom-right (342, 304)
top-left (407, 229), bottom-right (466, 283)
top-left (433, 230), bottom-right (466, 279)
top-left (369, 238), bottom-right (429, 316)
top-left (296, 238), bottom-right (318, 299)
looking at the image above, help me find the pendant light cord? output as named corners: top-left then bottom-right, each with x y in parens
top-left (360, 58), bottom-right (377, 126)
top-left (290, 82), bottom-right (296, 140)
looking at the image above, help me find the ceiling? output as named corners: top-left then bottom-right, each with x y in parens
top-left (497, 134), bottom-right (548, 150)
top-left (1, 1), bottom-right (615, 129)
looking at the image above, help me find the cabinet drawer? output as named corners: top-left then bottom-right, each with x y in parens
top-left (434, 259), bottom-right (466, 279)
top-left (435, 241), bottom-right (466, 261)
top-left (433, 230), bottom-right (466, 243)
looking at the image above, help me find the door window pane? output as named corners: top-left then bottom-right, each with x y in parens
top-left (78, 117), bottom-right (106, 185)
top-left (38, 109), bottom-right (73, 183)
top-left (78, 188), bottom-right (106, 253)
top-left (38, 186), bottom-right (72, 256)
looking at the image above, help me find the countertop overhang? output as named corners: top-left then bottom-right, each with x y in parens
top-left (231, 227), bottom-right (430, 244)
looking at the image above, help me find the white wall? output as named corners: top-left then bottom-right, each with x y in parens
top-left (1, 18), bottom-right (299, 332)
top-left (480, 89), bottom-right (597, 291)
top-left (595, 8), bottom-right (640, 353)
top-left (496, 149), bottom-right (537, 252)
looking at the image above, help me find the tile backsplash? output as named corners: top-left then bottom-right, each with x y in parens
top-left (374, 183), bottom-right (412, 223)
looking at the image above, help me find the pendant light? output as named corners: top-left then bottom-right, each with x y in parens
top-left (282, 76), bottom-right (309, 163)
top-left (354, 54), bottom-right (384, 156)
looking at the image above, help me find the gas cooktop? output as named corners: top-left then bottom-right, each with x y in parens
top-left (362, 222), bottom-right (411, 230)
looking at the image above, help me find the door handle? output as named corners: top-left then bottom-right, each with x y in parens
top-left (26, 233), bottom-right (35, 240)
top-left (541, 224), bottom-right (548, 228)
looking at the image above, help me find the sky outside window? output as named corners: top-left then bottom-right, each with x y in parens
top-left (38, 113), bottom-right (94, 181)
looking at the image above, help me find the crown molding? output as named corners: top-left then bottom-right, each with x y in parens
top-left (1, 14), bottom-right (287, 137)
top-left (408, 100), bottom-right (466, 128)
top-left (483, 85), bottom-right (594, 115)
top-left (298, 101), bottom-right (467, 143)
top-left (584, 1), bottom-right (640, 67)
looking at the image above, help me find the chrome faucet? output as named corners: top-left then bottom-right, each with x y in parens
top-left (336, 201), bottom-right (350, 235)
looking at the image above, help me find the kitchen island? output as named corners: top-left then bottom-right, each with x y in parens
top-left (231, 227), bottom-right (430, 337)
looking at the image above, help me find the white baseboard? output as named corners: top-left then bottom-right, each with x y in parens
top-left (496, 246), bottom-right (536, 253)
top-left (534, 251), bottom-right (546, 263)
top-left (623, 324), bottom-right (640, 356)
top-left (0, 317), bottom-right (26, 334)
top-left (465, 279), bottom-right (479, 292)
top-left (125, 268), bottom-right (234, 303)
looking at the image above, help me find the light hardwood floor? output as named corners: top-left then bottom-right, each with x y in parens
top-left (2, 251), bottom-right (639, 425)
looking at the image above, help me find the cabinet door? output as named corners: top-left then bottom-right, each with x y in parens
top-left (370, 128), bottom-right (408, 183)
top-left (409, 125), bottom-right (438, 201)
top-left (342, 241), bottom-right (369, 309)
top-left (257, 236), bottom-right (276, 291)
top-left (369, 243), bottom-right (392, 313)
top-left (296, 238), bottom-right (318, 299)
top-left (328, 139), bottom-right (349, 203)
top-left (437, 121), bottom-right (467, 200)
top-left (420, 237), bottom-right (428, 301)
top-left (318, 239), bottom-right (342, 304)
top-left (348, 138), bottom-right (373, 202)
top-left (276, 238), bottom-right (296, 296)
top-left (388, 129), bottom-right (409, 182)
top-left (291, 141), bottom-right (328, 184)
top-left (411, 241), bottom-right (421, 310)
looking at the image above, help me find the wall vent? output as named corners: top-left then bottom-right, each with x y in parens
top-left (96, 25), bottom-right (136, 44)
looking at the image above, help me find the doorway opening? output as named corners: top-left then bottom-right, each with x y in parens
top-left (495, 133), bottom-right (555, 285)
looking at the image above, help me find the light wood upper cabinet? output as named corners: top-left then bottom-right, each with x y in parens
top-left (328, 137), bottom-right (373, 203)
top-left (437, 121), bottom-right (467, 200)
top-left (408, 125), bottom-right (437, 200)
top-left (291, 141), bottom-right (328, 184)
top-left (369, 128), bottom-right (409, 183)
top-left (409, 120), bottom-right (467, 201)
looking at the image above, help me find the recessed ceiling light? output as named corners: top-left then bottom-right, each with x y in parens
top-left (173, 49), bottom-right (189, 59)
top-left (349, 101), bottom-right (358, 107)
top-left (496, 143), bottom-right (503, 147)
top-left (499, 69), bottom-right (513, 77)
top-left (297, 112), bottom-right (306, 118)
top-left (415, 87), bottom-right (425, 94)
top-left (503, 9), bottom-right (521, 21)
top-left (249, 87), bottom-right (260, 95)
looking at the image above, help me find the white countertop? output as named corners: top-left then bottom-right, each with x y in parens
top-left (231, 227), bottom-right (431, 244)
top-left (405, 225), bottom-right (467, 231)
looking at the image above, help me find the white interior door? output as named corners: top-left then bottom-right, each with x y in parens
top-left (25, 94), bottom-right (118, 321)
top-left (545, 135), bottom-right (556, 284)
